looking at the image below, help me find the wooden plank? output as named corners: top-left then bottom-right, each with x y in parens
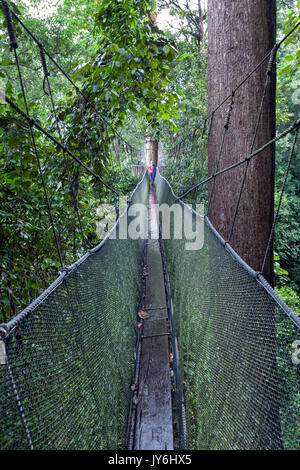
top-left (134, 188), bottom-right (173, 450)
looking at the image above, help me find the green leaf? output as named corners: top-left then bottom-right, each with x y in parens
top-left (178, 53), bottom-right (191, 61)
top-left (0, 210), bottom-right (14, 218)
top-left (285, 54), bottom-right (295, 62)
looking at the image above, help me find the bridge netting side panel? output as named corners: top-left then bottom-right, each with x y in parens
top-left (155, 172), bottom-right (299, 450)
top-left (0, 174), bottom-right (149, 450)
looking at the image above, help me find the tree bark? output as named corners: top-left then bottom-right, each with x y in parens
top-left (145, 134), bottom-right (158, 167)
top-left (207, 0), bottom-right (276, 285)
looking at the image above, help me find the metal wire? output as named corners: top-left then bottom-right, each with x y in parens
top-left (260, 128), bottom-right (299, 276)
top-left (12, 45), bottom-right (64, 269)
top-left (0, 173), bottom-right (149, 450)
top-left (169, 21), bottom-right (300, 158)
top-left (227, 44), bottom-right (277, 243)
top-left (6, 3), bottom-right (138, 155)
top-left (179, 119), bottom-right (300, 199)
top-left (155, 171), bottom-right (300, 450)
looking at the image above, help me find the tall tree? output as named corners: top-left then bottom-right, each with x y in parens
top-left (207, 0), bottom-right (276, 284)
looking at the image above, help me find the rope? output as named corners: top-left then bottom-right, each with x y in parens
top-left (207, 92), bottom-right (235, 214)
top-left (6, 5), bottom-right (138, 155)
top-left (227, 44), bottom-right (277, 243)
top-left (170, 21), bottom-right (299, 159)
top-left (179, 119), bottom-right (300, 199)
top-left (4, 94), bottom-right (119, 195)
top-left (38, 43), bottom-right (50, 95)
top-left (207, 110), bottom-right (215, 137)
top-left (39, 45), bottom-right (89, 251)
top-left (201, 118), bottom-right (207, 139)
top-left (10, 38), bottom-right (64, 269)
top-left (1, 0), bottom-right (18, 51)
top-left (260, 128), bottom-right (299, 276)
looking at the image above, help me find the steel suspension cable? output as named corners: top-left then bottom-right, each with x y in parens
top-left (168, 21), bottom-right (300, 158)
top-left (207, 91), bottom-right (235, 214)
top-left (6, 3), bottom-right (139, 155)
top-left (1, 0), bottom-right (66, 269)
top-left (260, 127), bottom-right (299, 277)
top-left (179, 119), bottom-right (300, 199)
top-left (39, 43), bottom-right (88, 251)
top-left (227, 44), bottom-right (278, 243)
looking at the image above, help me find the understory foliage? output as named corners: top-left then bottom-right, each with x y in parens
top-left (275, 0), bottom-right (300, 298)
top-left (84, 0), bottom-right (181, 130)
top-left (0, 0), bottom-right (299, 322)
top-left (0, 0), bottom-right (161, 320)
top-left (0, 0), bottom-right (299, 453)
top-left (160, 0), bottom-right (300, 308)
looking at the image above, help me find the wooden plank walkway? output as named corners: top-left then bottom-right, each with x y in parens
top-left (133, 187), bottom-right (174, 450)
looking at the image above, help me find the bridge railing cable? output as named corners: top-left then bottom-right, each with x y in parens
top-left (176, 22), bottom-right (299, 277)
top-left (1, 0), bottom-right (143, 266)
top-left (168, 20), bottom-right (300, 158)
top-left (227, 44), bottom-right (278, 244)
top-left (6, 1), bottom-right (139, 156)
top-left (178, 119), bottom-right (299, 199)
top-left (154, 169), bottom-right (300, 450)
top-left (1, 0), bottom-right (122, 194)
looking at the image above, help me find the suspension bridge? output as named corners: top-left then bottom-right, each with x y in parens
top-left (0, 1), bottom-right (299, 450)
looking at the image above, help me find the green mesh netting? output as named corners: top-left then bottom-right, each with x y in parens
top-left (1, 170), bottom-right (299, 450)
top-left (155, 172), bottom-right (300, 450)
top-left (0, 173), bottom-right (149, 450)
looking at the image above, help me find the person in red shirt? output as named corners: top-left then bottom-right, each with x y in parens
top-left (148, 161), bottom-right (153, 176)
top-left (148, 160), bottom-right (156, 185)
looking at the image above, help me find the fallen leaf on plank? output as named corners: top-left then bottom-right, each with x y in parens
top-left (138, 310), bottom-right (150, 319)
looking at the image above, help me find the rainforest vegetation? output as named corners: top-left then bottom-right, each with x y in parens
top-left (0, 0), bottom-right (299, 322)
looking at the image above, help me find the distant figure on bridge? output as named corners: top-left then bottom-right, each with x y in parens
top-left (148, 161), bottom-right (156, 184)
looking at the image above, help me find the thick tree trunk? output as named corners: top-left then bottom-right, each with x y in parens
top-left (207, 0), bottom-right (276, 285)
top-left (145, 134), bottom-right (158, 166)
